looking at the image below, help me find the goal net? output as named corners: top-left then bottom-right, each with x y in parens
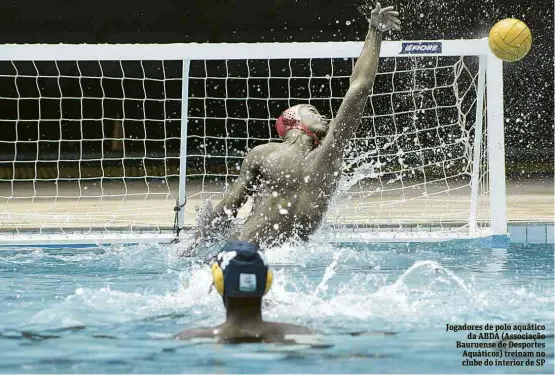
top-left (0, 40), bottom-right (506, 245)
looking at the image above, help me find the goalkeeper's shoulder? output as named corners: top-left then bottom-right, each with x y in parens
top-left (249, 142), bottom-right (280, 155)
top-left (242, 142), bottom-right (280, 164)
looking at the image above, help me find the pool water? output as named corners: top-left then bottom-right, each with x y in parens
top-left (0, 240), bottom-right (553, 374)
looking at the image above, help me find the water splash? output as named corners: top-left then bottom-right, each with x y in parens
top-left (389, 260), bottom-right (472, 295)
top-left (5, 242), bottom-right (552, 340)
top-left (313, 253), bottom-right (340, 297)
top-left (336, 150), bottom-right (385, 195)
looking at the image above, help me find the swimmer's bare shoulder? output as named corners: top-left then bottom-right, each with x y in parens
top-left (205, 143), bottom-right (277, 225)
top-left (175, 322), bottom-right (314, 341)
top-left (246, 142), bottom-right (281, 160)
top-left (264, 322), bottom-right (315, 335)
top-left (249, 142), bottom-right (279, 153)
top-left (174, 326), bottom-right (220, 340)
top-left (219, 142), bottom-right (277, 199)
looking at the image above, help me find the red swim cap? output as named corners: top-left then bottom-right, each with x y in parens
top-left (275, 106), bottom-right (320, 145)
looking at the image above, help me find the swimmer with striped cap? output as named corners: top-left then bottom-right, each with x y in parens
top-left (176, 241), bottom-right (313, 342)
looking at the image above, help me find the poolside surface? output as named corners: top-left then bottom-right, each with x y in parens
top-left (1, 178), bottom-right (552, 231)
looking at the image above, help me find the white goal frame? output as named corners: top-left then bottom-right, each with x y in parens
top-left (0, 38), bottom-right (507, 247)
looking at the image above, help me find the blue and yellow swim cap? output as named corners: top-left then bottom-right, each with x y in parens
top-left (211, 241), bottom-right (273, 298)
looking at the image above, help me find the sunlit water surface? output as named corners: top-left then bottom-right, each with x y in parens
top-left (0, 240), bottom-right (553, 374)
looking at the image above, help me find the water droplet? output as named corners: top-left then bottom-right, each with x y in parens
top-left (345, 20), bottom-right (351, 26)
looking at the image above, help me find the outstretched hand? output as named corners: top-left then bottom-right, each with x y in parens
top-left (358, 2), bottom-right (401, 32)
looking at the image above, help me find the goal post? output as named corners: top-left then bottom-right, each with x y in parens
top-left (0, 38), bottom-right (507, 246)
top-left (485, 56), bottom-right (507, 236)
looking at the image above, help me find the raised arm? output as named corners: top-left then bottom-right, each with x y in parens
top-left (320, 3), bottom-right (400, 153)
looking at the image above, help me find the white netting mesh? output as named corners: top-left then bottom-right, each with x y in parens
top-left (0, 60), bottom-right (183, 234)
top-left (0, 50), bottom-right (490, 238)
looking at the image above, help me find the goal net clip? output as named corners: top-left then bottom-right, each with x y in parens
top-left (171, 198), bottom-right (187, 243)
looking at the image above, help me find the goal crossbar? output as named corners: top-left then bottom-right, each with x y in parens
top-left (1, 39), bottom-right (491, 60)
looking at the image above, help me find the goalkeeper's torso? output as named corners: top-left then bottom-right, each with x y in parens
top-left (237, 141), bottom-right (343, 246)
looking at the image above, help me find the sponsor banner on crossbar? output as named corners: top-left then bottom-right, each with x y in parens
top-left (400, 42), bottom-right (443, 54)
